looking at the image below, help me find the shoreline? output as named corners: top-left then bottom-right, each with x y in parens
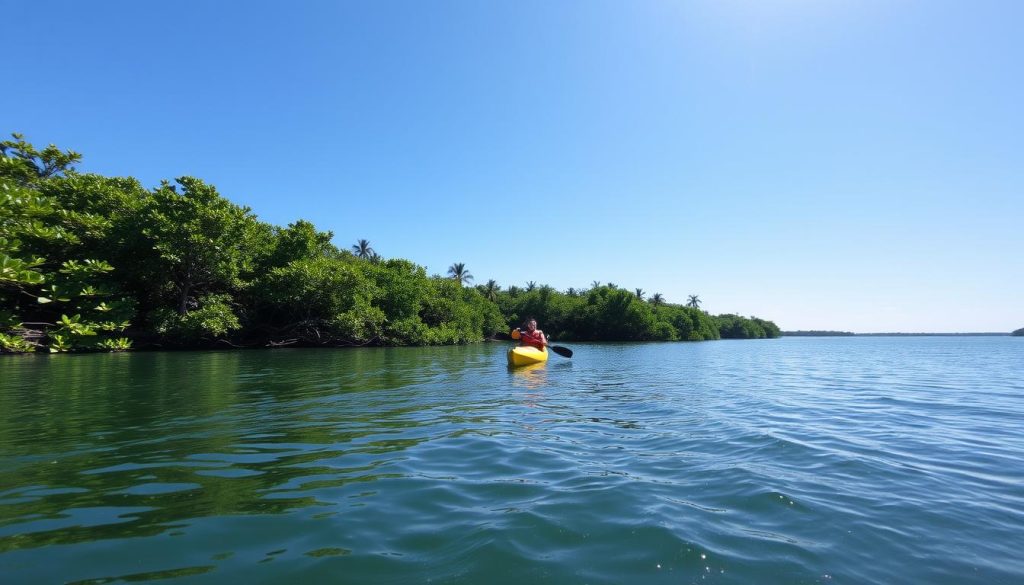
top-left (783, 331), bottom-right (1011, 337)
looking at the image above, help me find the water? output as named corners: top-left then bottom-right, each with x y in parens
top-left (1, 337), bottom-right (1022, 584)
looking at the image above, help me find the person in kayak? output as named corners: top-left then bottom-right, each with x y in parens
top-left (514, 317), bottom-right (548, 350)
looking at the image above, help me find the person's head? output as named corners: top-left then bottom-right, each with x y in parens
top-left (523, 317), bottom-right (538, 332)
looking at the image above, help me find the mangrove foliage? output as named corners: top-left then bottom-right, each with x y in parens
top-left (1, 134), bottom-right (779, 353)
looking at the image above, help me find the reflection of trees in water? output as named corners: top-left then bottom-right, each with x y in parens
top-left (0, 424), bottom-right (429, 551)
top-left (0, 348), bottom-right (494, 552)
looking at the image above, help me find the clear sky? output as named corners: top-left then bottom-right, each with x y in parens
top-left (5, 1), bottom-right (1022, 333)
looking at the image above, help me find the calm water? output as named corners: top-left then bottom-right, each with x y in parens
top-left (1, 338), bottom-right (1022, 584)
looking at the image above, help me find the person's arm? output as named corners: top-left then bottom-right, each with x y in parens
top-left (539, 330), bottom-right (548, 346)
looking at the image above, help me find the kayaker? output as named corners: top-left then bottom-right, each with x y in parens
top-left (514, 317), bottom-right (547, 350)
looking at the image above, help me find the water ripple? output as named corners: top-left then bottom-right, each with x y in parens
top-left (1, 339), bottom-right (1022, 583)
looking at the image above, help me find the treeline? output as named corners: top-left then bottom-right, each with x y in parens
top-left (489, 285), bottom-right (778, 342)
top-left (1013, 328), bottom-right (1024, 337)
top-left (1, 134), bottom-right (779, 353)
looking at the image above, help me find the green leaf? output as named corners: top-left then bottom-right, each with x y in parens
top-left (21, 271), bottom-right (45, 284)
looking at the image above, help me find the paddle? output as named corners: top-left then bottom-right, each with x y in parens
top-left (548, 344), bottom-right (573, 358)
top-left (509, 329), bottom-right (573, 358)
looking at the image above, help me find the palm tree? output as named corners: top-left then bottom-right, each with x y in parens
top-left (448, 262), bottom-right (473, 286)
top-left (482, 279), bottom-right (499, 302)
top-left (525, 280), bottom-right (537, 292)
top-left (591, 280), bottom-right (602, 289)
top-left (352, 239), bottom-right (374, 259)
top-left (634, 288), bottom-right (645, 300)
top-left (507, 285), bottom-right (521, 297)
top-left (606, 282), bottom-right (618, 289)
top-left (687, 294), bottom-right (701, 309)
top-left (566, 287), bottom-right (578, 297)
top-left (650, 293), bottom-right (665, 310)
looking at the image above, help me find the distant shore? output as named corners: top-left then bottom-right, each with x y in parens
top-left (783, 331), bottom-right (1011, 337)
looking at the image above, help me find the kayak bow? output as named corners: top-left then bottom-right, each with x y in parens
top-left (507, 345), bottom-right (548, 367)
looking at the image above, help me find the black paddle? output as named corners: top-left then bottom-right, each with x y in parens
top-left (509, 329), bottom-right (572, 358)
top-left (547, 344), bottom-right (573, 358)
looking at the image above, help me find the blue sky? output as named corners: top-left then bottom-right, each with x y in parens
top-left (5, 1), bottom-right (1022, 332)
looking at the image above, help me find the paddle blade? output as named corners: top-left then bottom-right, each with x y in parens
top-left (549, 345), bottom-right (573, 358)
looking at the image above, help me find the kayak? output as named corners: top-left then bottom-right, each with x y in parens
top-left (507, 345), bottom-right (548, 367)
top-left (508, 346), bottom-right (548, 366)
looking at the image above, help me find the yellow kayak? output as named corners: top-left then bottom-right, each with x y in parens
top-left (507, 346), bottom-right (548, 367)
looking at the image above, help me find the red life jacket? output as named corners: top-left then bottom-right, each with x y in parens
top-left (520, 329), bottom-right (545, 349)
